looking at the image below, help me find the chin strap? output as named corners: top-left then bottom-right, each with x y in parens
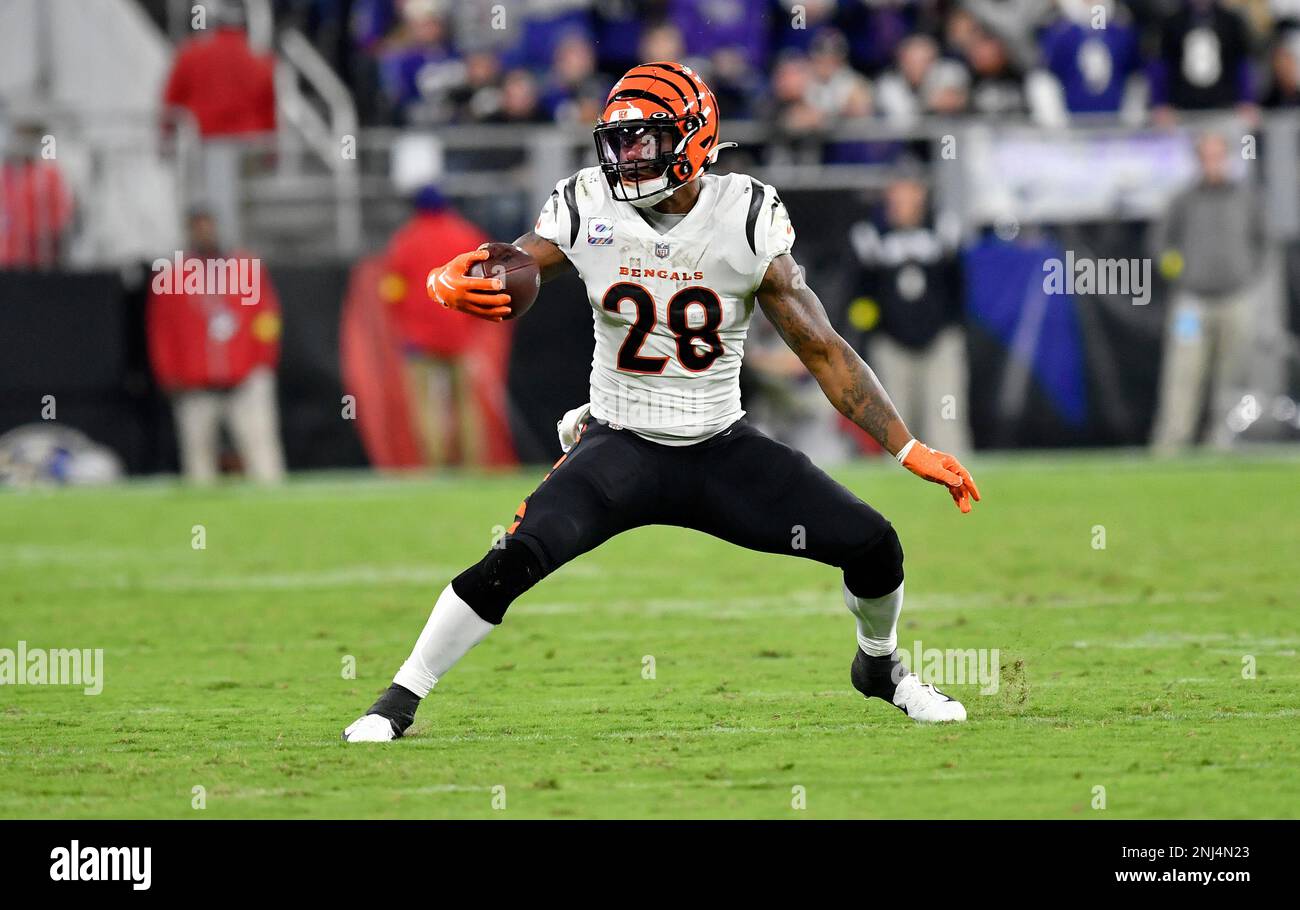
top-left (620, 138), bottom-right (739, 207)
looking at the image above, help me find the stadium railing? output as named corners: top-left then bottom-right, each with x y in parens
top-left (227, 109), bottom-right (1298, 263)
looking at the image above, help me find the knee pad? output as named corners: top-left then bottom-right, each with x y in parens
top-left (842, 525), bottom-right (904, 600)
top-left (451, 539), bottom-right (545, 625)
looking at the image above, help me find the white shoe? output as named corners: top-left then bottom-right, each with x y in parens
top-left (342, 714), bottom-right (398, 742)
top-left (892, 673), bottom-right (967, 723)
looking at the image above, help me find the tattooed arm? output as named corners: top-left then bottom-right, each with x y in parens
top-left (755, 253), bottom-right (912, 455)
top-left (755, 253), bottom-right (981, 511)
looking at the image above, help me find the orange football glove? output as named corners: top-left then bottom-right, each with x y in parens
top-left (897, 439), bottom-right (981, 513)
top-left (425, 249), bottom-right (512, 321)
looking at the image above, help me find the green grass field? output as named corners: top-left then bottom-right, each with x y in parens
top-left (1, 450), bottom-right (1297, 819)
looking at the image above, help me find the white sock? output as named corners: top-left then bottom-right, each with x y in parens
top-left (392, 584), bottom-right (494, 698)
top-left (842, 580), bottom-right (904, 657)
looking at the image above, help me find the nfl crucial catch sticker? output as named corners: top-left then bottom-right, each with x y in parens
top-left (588, 217), bottom-right (614, 245)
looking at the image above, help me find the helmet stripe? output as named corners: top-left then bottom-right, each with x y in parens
top-left (623, 72), bottom-right (685, 100)
top-left (641, 63), bottom-right (701, 101)
top-left (631, 67), bottom-right (693, 109)
top-left (608, 88), bottom-right (675, 116)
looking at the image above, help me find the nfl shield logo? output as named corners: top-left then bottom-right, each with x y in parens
top-left (654, 241), bottom-right (670, 259)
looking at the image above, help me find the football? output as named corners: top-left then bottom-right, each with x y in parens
top-left (469, 241), bottom-right (540, 319)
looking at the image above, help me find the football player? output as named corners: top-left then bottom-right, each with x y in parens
top-left (345, 62), bottom-right (980, 742)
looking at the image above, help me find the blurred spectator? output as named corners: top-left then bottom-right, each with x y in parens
top-left (162, 4), bottom-right (276, 248)
top-left (449, 50), bottom-right (505, 121)
top-left (375, 0), bottom-right (460, 123)
top-left (147, 209), bottom-right (285, 484)
top-left (380, 186), bottom-right (490, 467)
top-left (1149, 131), bottom-right (1266, 451)
top-left (803, 29), bottom-right (899, 164)
top-left (926, 58), bottom-right (976, 115)
top-left (877, 34), bottom-right (937, 123)
top-left (484, 68), bottom-right (548, 123)
top-left (877, 35), bottom-right (973, 123)
top-left (805, 29), bottom-right (871, 121)
top-left (639, 21), bottom-right (686, 63)
top-left (761, 51), bottom-right (828, 164)
top-left (0, 121), bottom-right (74, 269)
top-left (1262, 34), bottom-right (1300, 106)
top-left (540, 31), bottom-right (610, 122)
top-left (962, 22), bottom-right (1031, 115)
top-left (1150, 0), bottom-right (1257, 124)
top-left (843, 177), bottom-right (971, 454)
top-left (704, 46), bottom-right (765, 120)
top-left (1041, 1), bottom-right (1146, 115)
top-left (162, 11), bottom-right (277, 138)
top-left (824, 79), bottom-right (900, 164)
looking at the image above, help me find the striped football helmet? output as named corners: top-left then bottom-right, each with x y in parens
top-left (593, 61), bottom-right (734, 208)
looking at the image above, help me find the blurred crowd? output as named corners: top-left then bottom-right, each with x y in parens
top-left (267, 0), bottom-right (1300, 135)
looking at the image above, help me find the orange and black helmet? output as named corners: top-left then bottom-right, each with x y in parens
top-left (593, 62), bottom-right (732, 207)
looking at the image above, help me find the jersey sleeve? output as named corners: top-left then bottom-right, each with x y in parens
top-left (749, 181), bottom-right (796, 287)
top-left (533, 174), bottom-right (581, 249)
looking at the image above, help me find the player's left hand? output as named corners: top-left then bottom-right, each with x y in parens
top-left (898, 440), bottom-right (981, 513)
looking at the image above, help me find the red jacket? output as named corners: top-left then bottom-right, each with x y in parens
top-left (163, 27), bottom-right (276, 137)
top-left (0, 160), bottom-right (74, 267)
top-left (147, 252), bottom-right (281, 390)
top-left (381, 210), bottom-right (488, 358)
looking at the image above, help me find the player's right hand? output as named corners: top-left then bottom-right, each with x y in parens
top-left (425, 249), bottom-right (512, 320)
top-left (898, 440), bottom-right (981, 513)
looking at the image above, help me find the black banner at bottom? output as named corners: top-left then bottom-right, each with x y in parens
top-left (0, 819), bottom-right (1286, 895)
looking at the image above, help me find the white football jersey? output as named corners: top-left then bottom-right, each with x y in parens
top-left (534, 166), bottom-right (795, 445)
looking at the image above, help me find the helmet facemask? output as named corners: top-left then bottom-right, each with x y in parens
top-left (594, 119), bottom-right (698, 208)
